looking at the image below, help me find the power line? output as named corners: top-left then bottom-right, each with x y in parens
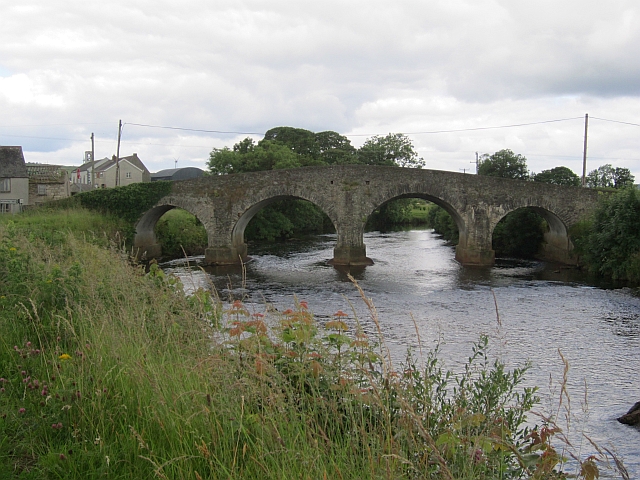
top-left (125, 122), bottom-right (264, 135)
top-left (347, 117), bottom-right (585, 136)
top-left (590, 116), bottom-right (640, 128)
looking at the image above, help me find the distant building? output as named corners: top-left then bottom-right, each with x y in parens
top-left (0, 146), bottom-right (29, 214)
top-left (71, 153), bottom-right (151, 189)
top-left (26, 164), bottom-right (70, 205)
top-left (151, 167), bottom-right (205, 182)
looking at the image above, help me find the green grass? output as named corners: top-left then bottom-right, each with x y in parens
top-left (0, 207), bottom-right (627, 479)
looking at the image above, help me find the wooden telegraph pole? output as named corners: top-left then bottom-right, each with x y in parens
top-left (115, 120), bottom-right (122, 186)
top-left (91, 133), bottom-right (95, 188)
top-left (581, 113), bottom-right (588, 186)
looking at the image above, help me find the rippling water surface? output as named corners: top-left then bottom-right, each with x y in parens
top-left (162, 228), bottom-right (640, 477)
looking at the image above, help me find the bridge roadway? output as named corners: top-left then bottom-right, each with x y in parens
top-left (133, 165), bottom-right (600, 266)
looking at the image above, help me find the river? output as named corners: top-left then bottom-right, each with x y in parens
top-left (161, 228), bottom-right (640, 478)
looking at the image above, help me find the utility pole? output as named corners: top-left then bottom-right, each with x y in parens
top-left (91, 133), bottom-right (95, 188)
top-left (115, 119), bottom-right (122, 187)
top-left (472, 152), bottom-right (479, 173)
top-left (581, 113), bottom-right (588, 187)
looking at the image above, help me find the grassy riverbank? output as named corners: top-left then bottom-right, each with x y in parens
top-left (0, 208), bottom-right (626, 479)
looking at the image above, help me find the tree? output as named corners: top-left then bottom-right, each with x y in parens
top-left (586, 164), bottom-right (615, 188)
top-left (315, 130), bottom-right (357, 165)
top-left (263, 126), bottom-right (319, 159)
top-left (357, 133), bottom-right (425, 168)
top-left (208, 139), bottom-right (301, 174)
top-left (533, 166), bottom-right (580, 186)
top-left (580, 187), bottom-right (640, 281)
top-left (613, 167), bottom-right (635, 188)
top-left (585, 164), bottom-right (634, 189)
top-left (478, 149), bottom-right (529, 180)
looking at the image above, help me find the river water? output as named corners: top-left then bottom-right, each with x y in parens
top-left (161, 228), bottom-right (640, 478)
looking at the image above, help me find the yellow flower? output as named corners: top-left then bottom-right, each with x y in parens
top-left (59, 353), bottom-right (72, 360)
top-left (9, 247), bottom-right (16, 252)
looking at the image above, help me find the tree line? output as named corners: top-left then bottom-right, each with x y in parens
top-left (476, 148), bottom-right (634, 188)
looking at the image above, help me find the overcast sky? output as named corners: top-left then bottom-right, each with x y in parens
top-left (1, 0), bottom-right (639, 179)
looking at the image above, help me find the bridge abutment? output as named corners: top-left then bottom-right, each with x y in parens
top-left (455, 245), bottom-right (495, 266)
top-left (330, 245), bottom-right (373, 266)
top-left (205, 244), bottom-right (248, 265)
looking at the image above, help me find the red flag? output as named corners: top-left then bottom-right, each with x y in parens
top-left (77, 168), bottom-right (80, 179)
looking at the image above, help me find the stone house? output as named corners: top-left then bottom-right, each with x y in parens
top-left (26, 164), bottom-right (70, 205)
top-left (0, 146), bottom-right (29, 214)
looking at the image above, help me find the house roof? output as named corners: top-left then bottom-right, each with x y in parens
top-left (151, 167), bottom-right (205, 180)
top-left (26, 164), bottom-right (67, 181)
top-left (93, 153), bottom-right (149, 174)
top-left (77, 157), bottom-right (110, 172)
top-left (0, 146), bottom-right (28, 178)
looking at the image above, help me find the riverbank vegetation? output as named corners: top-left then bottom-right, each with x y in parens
top-left (572, 186), bottom-right (640, 282)
top-left (0, 207), bottom-right (626, 478)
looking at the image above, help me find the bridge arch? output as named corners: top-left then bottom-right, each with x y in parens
top-left (491, 205), bottom-right (574, 263)
top-left (133, 200), bottom-right (212, 260)
top-left (230, 195), bottom-right (338, 261)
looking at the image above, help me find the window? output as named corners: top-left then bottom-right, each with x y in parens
top-left (126, 172), bottom-right (132, 179)
top-left (37, 184), bottom-right (47, 196)
top-left (0, 178), bottom-right (10, 193)
top-left (0, 203), bottom-right (10, 214)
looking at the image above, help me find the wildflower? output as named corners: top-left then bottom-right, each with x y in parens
top-left (9, 247), bottom-right (16, 251)
top-left (333, 310), bottom-right (348, 318)
top-left (59, 353), bottom-right (72, 360)
top-left (18, 408), bottom-right (26, 414)
top-left (299, 300), bottom-right (309, 309)
top-left (326, 320), bottom-right (348, 331)
top-left (26, 341), bottom-right (31, 348)
top-left (59, 454), bottom-right (66, 460)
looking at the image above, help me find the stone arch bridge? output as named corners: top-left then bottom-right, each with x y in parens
top-left (134, 165), bottom-right (600, 266)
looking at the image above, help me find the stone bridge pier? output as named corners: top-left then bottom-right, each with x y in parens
top-left (133, 165), bottom-right (600, 268)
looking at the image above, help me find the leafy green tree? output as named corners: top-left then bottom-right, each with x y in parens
top-left (478, 149), bottom-right (529, 180)
top-left (585, 164), bottom-right (634, 189)
top-left (208, 139), bottom-right (301, 174)
top-left (263, 127), bottom-right (320, 159)
top-left (315, 130), bottom-right (357, 165)
top-left (533, 166), bottom-right (580, 186)
top-left (580, 187), bottom-right (640, 281)
top-left (613, 167), bottom-right (635, 188)
top-left (357, 133), bottom-right (425, 168)
top-left (262, 127), bottom-right (357, 165)
top-left (586, 164), bottom-right (615, 188)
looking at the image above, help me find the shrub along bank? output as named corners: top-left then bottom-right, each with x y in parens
top-left (0, 207), bottom-right (624, 479)
top-left (572, 187), bottom-right (640, 282)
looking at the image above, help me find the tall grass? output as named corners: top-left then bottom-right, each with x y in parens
top-left (0, 208), bottom-right (627, 479)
